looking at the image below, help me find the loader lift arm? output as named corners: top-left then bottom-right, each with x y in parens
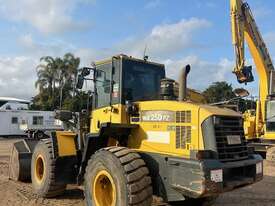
top-left (230, 0), bottom-right (275, 136)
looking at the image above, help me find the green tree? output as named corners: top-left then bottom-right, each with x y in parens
top-left (60, 53), bottom-right (80, 106)
top-left (35, 56), bottom-right (59, 93)
top-left (203, 81), bottom-right (236, 104)
top-left (238, 98), bottom-right (256, 113)
top-left (62, 91), bottom-right (91, 112)
top-left (32, 53), bottom-right (82, 111)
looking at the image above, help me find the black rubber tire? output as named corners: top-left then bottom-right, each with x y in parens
top-left (84, 147), bottom-right (153, 206)
top-left (31, 139), bottom-right (66, 198)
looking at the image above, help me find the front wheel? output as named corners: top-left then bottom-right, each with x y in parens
top-left (31, 139), bottom-right (66, 197)
top-left (84, 147), bottom-right (153, 206)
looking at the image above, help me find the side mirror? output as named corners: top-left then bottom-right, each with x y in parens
top-left (234, 88), bottom-right (250, 98)
top-left (81, 67), bottom-right (91, 76)
top-left (76, 75), bottom-right (85, 89)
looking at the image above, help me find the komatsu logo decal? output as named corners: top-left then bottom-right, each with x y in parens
top-left (141, 111), bottom-right (175, 122)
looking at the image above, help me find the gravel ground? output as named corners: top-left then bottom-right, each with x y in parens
top-left (0, 138), bottom-right (275, 206)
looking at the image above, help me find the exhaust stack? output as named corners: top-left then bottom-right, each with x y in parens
top-left (179, 65), bottom-right (191, 101)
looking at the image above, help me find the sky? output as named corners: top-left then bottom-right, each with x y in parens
top-left (0, 0), bottom-right (274, 100)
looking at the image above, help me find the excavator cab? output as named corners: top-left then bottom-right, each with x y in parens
top-left (270, 70), bottom-right (275, 96)
top-left (266, 100), bottom-right (275, 132)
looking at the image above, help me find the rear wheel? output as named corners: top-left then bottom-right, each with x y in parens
top-left (84, 147), bottom-right (153, 206)
top-left (31, 139), bottom-right (66, 197)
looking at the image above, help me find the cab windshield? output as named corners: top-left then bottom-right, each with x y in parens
top-left (122, 59), bottom-right (165, 102)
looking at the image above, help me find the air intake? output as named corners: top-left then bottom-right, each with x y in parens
top-left (176, 126), bottom-right (191, 149)
top-left (176, 111), bottom-right (191, 123)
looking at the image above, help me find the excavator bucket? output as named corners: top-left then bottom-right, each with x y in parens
top-left (237, 66), bottom-right (254, 84)
top-left (9, 139), bottom-right (39, 182)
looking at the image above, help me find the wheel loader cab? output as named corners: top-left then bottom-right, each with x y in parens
top-left (90, 55), bottom-right (165, 133)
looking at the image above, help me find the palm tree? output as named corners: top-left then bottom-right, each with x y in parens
top-left (34, 53), bottom-right (81, 110)
top-left (36, 56), bottom-right (57, 93)
top-left (63, 53), bottom-right (80, 98)
top-left (36, 56), bottom-right (62, 109)
top-left (64, 53), bottom-right (80, 84)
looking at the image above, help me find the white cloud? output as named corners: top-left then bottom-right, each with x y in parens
top-left (163, 56), bottom-right (234, 90)
top-left (117, 18), bottom-right (211, 59)
top-left (0, 18), bottom-right (226, 99)
top-left (163, 56), bottom-right (259, 96)
top-left (18, 34), bottom-right (75, 57)
top-left (0, 56), bottom-right (38, 99)
top-left (0, 0), bottom-right (94, 34)
top-left (74, 47), bottom-right (115, 66)
top-left (72, 18), bottom-right (212, 66)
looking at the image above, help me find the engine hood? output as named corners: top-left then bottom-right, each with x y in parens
top-left (137, 100), bottom-right (241, 118)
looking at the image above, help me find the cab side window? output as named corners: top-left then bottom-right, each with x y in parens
top-left (96, 63), bottom-right (112, 108)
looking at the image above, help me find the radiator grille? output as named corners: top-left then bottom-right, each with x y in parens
top-left (176, 126), bottom-right (191, 149)
top-left (214, 116), bottom-right (248, 162)
top-left (176, 111), bottom-right (191, 123)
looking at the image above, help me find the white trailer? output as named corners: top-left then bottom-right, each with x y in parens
top-left (0, 97), bottom-right (63, 137)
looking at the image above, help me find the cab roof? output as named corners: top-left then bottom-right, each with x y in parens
top-left (95, 54), bottom-right (165, 68)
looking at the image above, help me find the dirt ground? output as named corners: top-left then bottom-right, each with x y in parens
top-left (1, 138), bottom-right (275, 206)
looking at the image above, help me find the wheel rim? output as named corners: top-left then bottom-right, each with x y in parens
top-left (92, 170), bottom-right (116, 206)
top-left (35, 154), bottom-right (45, 183)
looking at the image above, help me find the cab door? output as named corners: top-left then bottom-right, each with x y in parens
top-left (91, 62), bottom-right (113, 133)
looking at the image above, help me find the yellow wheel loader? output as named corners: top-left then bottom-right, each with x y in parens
top-left (10, 55), bottom-right (263, 205)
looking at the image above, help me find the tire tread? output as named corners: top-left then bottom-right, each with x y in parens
top-left (32, 139), bottom-right (66, 198)
top-left (104, 147), bottom-right (152, 205)
top-left (85, 146), bottom-right (152, 205)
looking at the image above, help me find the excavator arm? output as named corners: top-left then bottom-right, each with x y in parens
top-left (230, 0), bottom-right (253, 84)
top-left (230, 0), bottom-right (275, 136)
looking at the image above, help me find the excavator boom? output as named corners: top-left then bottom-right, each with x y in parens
top-left (230, 0), bottom-right (275, 137)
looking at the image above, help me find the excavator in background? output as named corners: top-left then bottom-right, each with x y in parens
top-left (187, 88), bottom-right (206, 104)
top-left (230, 0), bottom-right (275, 160)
